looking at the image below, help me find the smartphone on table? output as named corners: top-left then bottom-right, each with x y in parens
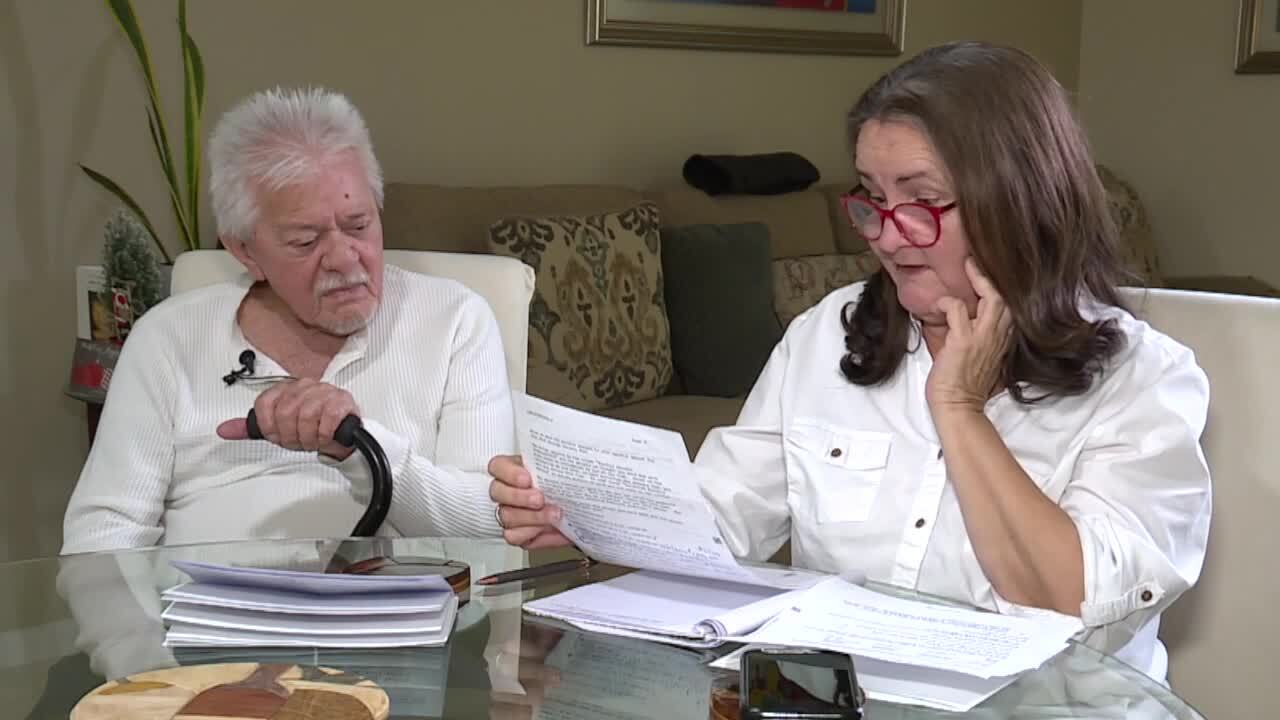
top-left (739, 648), bottom-right (864, 719)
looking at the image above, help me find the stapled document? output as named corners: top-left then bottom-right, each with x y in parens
top-left (515, 392), bottom-right (814, 591)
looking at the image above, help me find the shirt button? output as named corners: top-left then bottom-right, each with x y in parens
top-left (1141, 589), bottom-right (1153, 603)
top-left (914, 518), bottom-right (926, 529)
top-left (830, 448), bottom-right (842, 458)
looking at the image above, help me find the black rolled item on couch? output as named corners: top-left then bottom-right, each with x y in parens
top-left (682, 152), bottom-right (821, 196)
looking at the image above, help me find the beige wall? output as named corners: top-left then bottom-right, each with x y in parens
top-left (0, 0), bottom-right (1082, 562)
top-left (1078, 0), bottom-right (1280, 286)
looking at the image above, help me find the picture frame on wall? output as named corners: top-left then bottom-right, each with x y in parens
top-left (1236, 0), bottom-right (1280, 72)
top-left (586, 0), bottom-right (906, 57)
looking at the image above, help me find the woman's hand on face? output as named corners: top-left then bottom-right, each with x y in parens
top-left (488, 455), bottom-right (573, 549)
top-left (925, 257), bottom-right (1014, 416)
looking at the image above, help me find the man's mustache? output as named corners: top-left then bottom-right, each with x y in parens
top-left (315, 270), bottom-right (370, 295)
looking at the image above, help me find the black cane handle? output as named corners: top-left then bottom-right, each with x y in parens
top-left (245, 409), bottom-right (361, 447)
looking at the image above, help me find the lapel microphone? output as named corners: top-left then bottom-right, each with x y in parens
top-left (222, 350), bottom-right (257, 385)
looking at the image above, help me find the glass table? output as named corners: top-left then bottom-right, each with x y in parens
top-left (0, 536), bottom-right (1205, 719)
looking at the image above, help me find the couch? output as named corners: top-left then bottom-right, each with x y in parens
top-left (378, 168), bottom-right (1163, 457)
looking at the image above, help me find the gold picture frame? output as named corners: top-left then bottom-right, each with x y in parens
top-left (1236, 0), bottom-right (1280, 73)
top-left (586, 0), bottom-right (906, 57)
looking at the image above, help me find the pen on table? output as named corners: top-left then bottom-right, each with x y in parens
top-left (476, 557), bottom-right (596, 586)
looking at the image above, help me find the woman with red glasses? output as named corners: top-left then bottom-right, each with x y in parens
top-left (488, 41), bottom-right (1209, 684)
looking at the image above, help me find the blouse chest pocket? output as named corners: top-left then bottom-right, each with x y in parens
top-left (785, 420), bottom-right (892, 524)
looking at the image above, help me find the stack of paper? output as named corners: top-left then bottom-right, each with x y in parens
top-left (160, 560), bottom-right (460, 649)
top-left (709, 577), bottom-right (1084, 712)
top-left (524, 567), bottom-right (821, 649)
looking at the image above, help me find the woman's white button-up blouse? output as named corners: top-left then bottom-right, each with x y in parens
top-left (694, 282), bottom-right (1211, 681)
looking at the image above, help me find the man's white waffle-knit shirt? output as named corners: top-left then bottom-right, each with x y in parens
top-left (62, 264), bottom-right (514, 554)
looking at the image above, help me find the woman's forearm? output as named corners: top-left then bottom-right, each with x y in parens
top-left (933, 407), bottom-right (1085, 615)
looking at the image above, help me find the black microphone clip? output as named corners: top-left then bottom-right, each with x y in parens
top-left (223, 350), bottom-right (257, 386)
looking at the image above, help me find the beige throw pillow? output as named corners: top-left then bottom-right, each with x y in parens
top-left (772, 252), bottom-right (882, 328)
top-left (488, 203), bottom-right (673, 411)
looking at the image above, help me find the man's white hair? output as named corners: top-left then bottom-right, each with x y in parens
top-left (208, 86), bottom-right (384, 244)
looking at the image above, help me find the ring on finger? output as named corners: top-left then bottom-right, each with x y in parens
top-left (494, 504), bottom-right (507, 529)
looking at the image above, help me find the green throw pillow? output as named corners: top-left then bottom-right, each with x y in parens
top-left (661, 222), bottom-right (783, 398)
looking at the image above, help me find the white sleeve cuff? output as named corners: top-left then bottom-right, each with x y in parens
top-left (1075, 514), bottom-right (1174, 628)
top-left (1079, 580), bottom-right (1166, 627)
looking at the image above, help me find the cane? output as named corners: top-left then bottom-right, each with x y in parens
top-left (245, 409), bottom-right (392, 537)
top-left (243, 409), bottom-right (470, 592)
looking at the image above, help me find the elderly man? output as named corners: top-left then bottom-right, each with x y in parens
top-left (62, 87), bottom-right (513, 554)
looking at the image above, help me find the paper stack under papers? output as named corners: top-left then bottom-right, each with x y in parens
top-left (524, 567), bottom-right (821, 649)
top-left (160, 560), bottom-right (460, 649)
top-left (710, 577), bottom-right (1084, 712)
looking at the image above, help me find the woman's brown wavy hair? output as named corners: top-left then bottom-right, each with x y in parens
top-left (840, 41), bottom-right (1138, 403)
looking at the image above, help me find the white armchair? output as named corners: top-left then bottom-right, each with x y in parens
top-left (1122, 287), bottom-right (1280, 718)
top-left (170, 249), bottom-right (535, 392)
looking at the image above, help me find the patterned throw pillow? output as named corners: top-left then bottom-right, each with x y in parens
top-left (488, 203), bottom-right (674, 411)
top-left (772, 251), bottom-right (881, 328)
top-left (1097, 164), bottom-right (1163, 286)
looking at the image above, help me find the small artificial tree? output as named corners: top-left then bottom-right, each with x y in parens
top-left (102, 207), bottom-right (166, 323)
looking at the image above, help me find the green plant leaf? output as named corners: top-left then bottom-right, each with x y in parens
top-left (93, 0), bottom-right (205, 256)
top-left (146, 107), bottom-right (193, 251)
top-left (104, 0), bottom-right (158, 100)
top-left (105, 0), bottom-right (176, 178)
top-left (144, 105), bottom-right (178, 189)
top-left (79, 164), bottom-right (173, 263)
top-left (107, 0), bottom-right (188, 252)
top-left (180, 0), bottom-right (204, 251)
